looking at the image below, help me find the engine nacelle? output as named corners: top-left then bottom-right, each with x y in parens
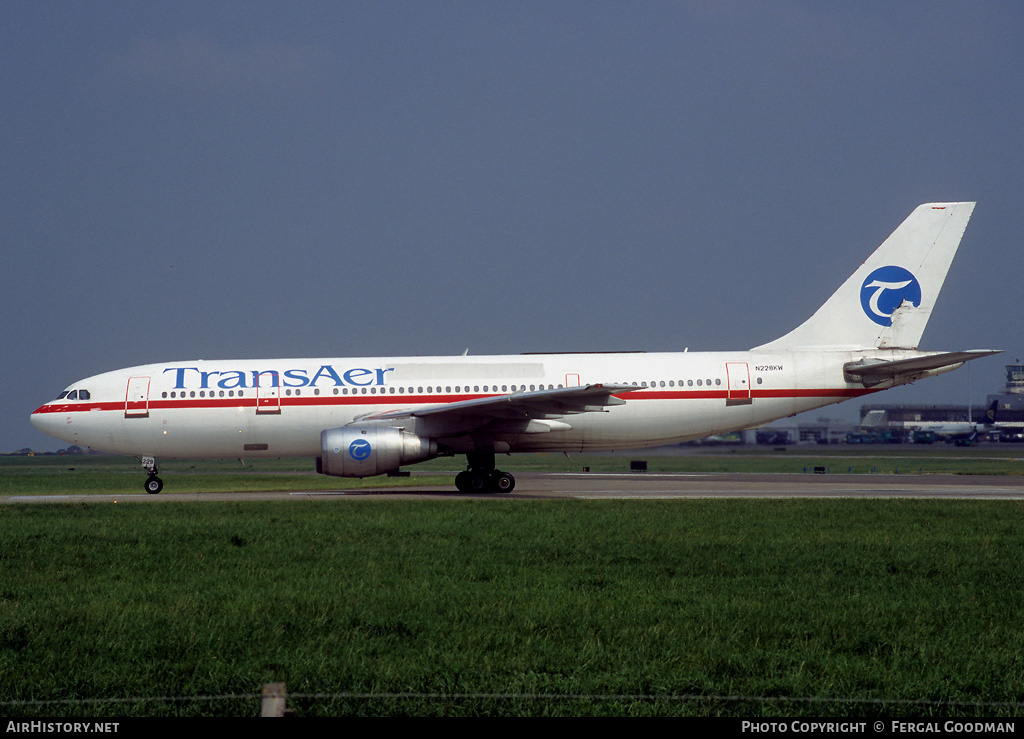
top-left (317, 426), bottom-right (437, 478)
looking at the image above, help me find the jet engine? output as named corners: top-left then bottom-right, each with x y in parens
top-left (317, 425), bottom-right (437, 478)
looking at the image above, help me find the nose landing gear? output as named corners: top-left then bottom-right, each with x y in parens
top-left (141, 456), bottom-right (163, 494)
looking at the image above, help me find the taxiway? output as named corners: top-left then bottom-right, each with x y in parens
top-left (6, 471), bottom-right (1024, 503)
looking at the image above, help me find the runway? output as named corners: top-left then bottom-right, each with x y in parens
top-left (7, 471), bottom-right (1024, 503)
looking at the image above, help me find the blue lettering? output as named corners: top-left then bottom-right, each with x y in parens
top-left (252, 370), bottom-right (280, 388)
top-left (217, 370), bottom-right (248, 389)
top-left (343, 368), bottom-right (374, 386)
top-left (163, 365), bottom-right (394, 390)
top-left (163, 367), bottom-right (199, 390)
top-left (310, 365), bottom-right (345, 386)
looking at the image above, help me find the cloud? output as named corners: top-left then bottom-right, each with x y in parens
top-left (115, 33), bottom-right (326, 93)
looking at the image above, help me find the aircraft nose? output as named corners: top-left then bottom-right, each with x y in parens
top-left (30, 405), bottom-right (62, 437)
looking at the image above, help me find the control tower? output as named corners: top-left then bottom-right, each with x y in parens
top-left (987, 361), bottom-right (1024, 412)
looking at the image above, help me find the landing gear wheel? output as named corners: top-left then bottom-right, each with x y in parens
top-left (457, 451), bottom-right (512, 494)
top-left (494, 472), bottom-right (516, 494)
top-left (144, 475), bottom-right (163, 495)
top-left (468, 472), bottom-right (490, 493)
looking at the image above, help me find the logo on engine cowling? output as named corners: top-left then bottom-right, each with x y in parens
top-left (349, 438), bottom-right (372, 461)
top-left (860, 265), bottom-right (921, 327)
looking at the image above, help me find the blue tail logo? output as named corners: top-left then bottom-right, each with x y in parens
top-left (860, 266), bottom-right (921, 326)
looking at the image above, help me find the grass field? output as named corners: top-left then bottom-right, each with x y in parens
top-left (3, 452), bottom-right (1024, 717)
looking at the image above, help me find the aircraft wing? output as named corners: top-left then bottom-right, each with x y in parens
top-left (844, 350), bottom-right (1001, 388)
top-left (356, 383), bottom-right (633, 435)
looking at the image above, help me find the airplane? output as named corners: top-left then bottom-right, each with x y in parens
top-left (31, 202), bottom-right (1000, 494)
top-left (862, 401), bottom-right (1002, 437)
top-left (907, 401), bottom-right (1004, 443)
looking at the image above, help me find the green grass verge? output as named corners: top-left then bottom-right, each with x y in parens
top-left (2, 500), bottom-right (1024, 716)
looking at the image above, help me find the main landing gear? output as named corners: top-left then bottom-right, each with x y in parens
top-left (141, 456), bottom-right (163, 494)
top-left (454, 450), bottom-right (515, 494)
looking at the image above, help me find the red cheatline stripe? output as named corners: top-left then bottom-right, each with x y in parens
top-left (31, 387), bottom-right (878, 416)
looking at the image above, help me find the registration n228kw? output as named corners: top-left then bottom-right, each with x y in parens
top-left (32, 203), bottom-right (998, 494)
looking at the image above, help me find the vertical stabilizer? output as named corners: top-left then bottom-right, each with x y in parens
top-left (753, 202), bottom-right (975, 351)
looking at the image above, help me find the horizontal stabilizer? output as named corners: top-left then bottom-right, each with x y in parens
top-left (844, 350), bottom-right (1001, 387)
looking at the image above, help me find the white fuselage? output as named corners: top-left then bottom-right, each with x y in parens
top-left (31, 349), bottom-right (917, 461)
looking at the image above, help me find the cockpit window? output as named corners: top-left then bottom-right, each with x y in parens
top-left (66, 390), bottom-right (79, 400)
top-left (57, 391), bottom-right (70, 400)
top-left (58, 389), bottom-right (90, 401)
top-left (79, 390), bottom-right (90, 400)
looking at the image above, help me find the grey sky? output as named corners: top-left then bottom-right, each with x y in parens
top-left (4, 2), bottom-right (1022, 451)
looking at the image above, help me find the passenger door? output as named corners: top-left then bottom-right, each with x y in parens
top-left (125, 376), bottom-right (151, 418)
